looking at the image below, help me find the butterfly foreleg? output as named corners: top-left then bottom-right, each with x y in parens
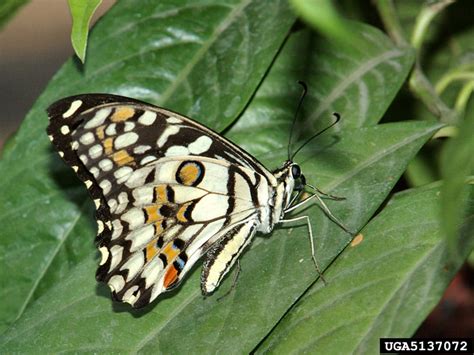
top-left (307, 183), bottom-right (346, 201)
top-left (278, 215), bottom-right (327, 284)
top-left (285, 189), bottom-right (352, 235)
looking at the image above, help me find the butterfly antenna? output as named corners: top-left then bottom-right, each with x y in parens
top-left (288, 81), bottom-right (308, 161)
top-left (291, 112), bottom-right (341, 160)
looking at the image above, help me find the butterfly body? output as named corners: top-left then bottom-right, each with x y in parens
top-left (47, 94), bottom-right (305, 308)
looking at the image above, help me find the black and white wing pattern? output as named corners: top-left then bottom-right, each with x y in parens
top-left (46, 94), bottom-right (279, 308)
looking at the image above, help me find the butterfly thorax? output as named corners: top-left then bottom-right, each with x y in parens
top-left (258, 161), bottom-right (302, 234)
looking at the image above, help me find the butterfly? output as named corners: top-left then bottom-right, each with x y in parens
top-left (46, 92), bottom-right (347, 308)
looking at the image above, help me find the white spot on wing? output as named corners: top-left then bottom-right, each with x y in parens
top-left (120, 252), bottom-right (145, 281)
top-left (79, 154), bottom-right (88, 164)
top-left (166, 116), bottom-right (182, 124)
top-left (62, 100), bottom-right (83, 118)
top-left (140, 156), bottom-right (157, 165)
top-left (165, 145), bottom-right (189, 156)
top-left (127, 224), bottom-right (155, 251)
top-left (60, 125), bottom-right (70, 135)
top-left (132, 186), bottom-right (154, 205)
top-left (111, 219), bottom-right (123, 240)
top-left (122, 285), bottom-right (140, 305)
top-left (108, 198), bottom-right (118, 212)
top-left (99, 179), bottom-right (112, 195)
top-left (84, 108), bottom-right (111, 129)
top-left (115, 192), bottom-right (129, 214)
top-left (121, 208), bottom-right (145, 229)
top-left (90, 166), bottom-right (99, 178)
top-left (108, 275), bottom-right (125, 292)
top-left (99, 158), bottom-right (113, 172)
top-left (142, 257), bottom-right (164, 289)
top-left (133, 145), bottom-right (152, 154)
top-left (188, 136), bottom-right (212, 154)
top-left (124, 122), bottom-right (135, 132)
top-left (157, 125), bottom-right (179, 147)
top-left (114, 132), bottom-right (139, 149)
top-left (114, 166), bottom-right (133, 184)
top-left (80, 132), bottom-right (95, 145)
top-left (105, 123), bottom-right (117, 136)
top-left (99, 246), bottom-right (109, 265)
top-left (125, 166), bottom-right (154, 188)
top-left (97, 220), bottom-right (104, 234)
top-left (88, 144), bottom-right (103, 159)
top-left (138, 111), bottom-right (157, 125)
top-left (109, 245), bottom-right (124, 271)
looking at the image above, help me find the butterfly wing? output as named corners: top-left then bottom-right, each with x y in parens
top-left (47, 94), bottom-right (272, 307)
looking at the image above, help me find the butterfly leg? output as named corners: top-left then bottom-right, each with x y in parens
top-left (285, 192), bottom-right (353, 235)
top-left (312, 193), bottom-right (354, 234)
top-left (279, 215), bottom-right (327, 284)
top-left (217, 260), bottom-right (241, 301)
top-left (307, 183), bottom-right (346, 201)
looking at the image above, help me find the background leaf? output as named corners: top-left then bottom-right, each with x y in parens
top-left (0, 0), bottom-right (28, 29)
top-left (0, 0), bottom-right (295, 332)
top-left (0, 120), bottom-right (441, 353)
top-left (257, 182), bottom-right (474, 354)
top-left (67, 0), bottom-right (103, 62)
top-left (441, 104), bottom-right (474, 259)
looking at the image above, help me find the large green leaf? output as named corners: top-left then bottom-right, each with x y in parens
top-left (0, 120), bottom-right (441, 352)
top-left (256, 182), bottom-right (474, 354)
top-left (0, 0), bottom-right (295, 332)
top-left (0, 2), bottom-right (430, 351)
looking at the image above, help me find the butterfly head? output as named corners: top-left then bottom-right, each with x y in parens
top-left (273, 160), bottom-right (306, 213)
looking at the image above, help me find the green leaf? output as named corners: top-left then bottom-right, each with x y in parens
top-left (0, 0), bottom-right (295, 332)
top-left (0, 2), bottom-right (434, 351)
top-left (256, 182), bottom-right (474, 354)
top-left (0, 0), bottom-right (28, 29)
top-left (227, 27), bottom-right (415, 157)
top-left (0, 121), bottom-right (441, 352)
top-left (289, 0), bottom-right (364, 50)
top-left (441, 103), bottom-right (474, 259)
top-left (67, 0), bottom-right (103, 63)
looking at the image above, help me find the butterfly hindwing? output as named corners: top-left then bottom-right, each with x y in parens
top-left (94, 158), bottom-right (262, 306)
top-left (47, 95), bottom-right (273, 307)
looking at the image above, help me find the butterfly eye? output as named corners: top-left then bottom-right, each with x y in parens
top-left (291, 164), bottom-right (301, 179)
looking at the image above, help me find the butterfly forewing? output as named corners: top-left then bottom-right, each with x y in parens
top-left (46, 94), bottom-right (278, 307)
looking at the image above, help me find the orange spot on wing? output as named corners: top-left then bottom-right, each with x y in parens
top-left (103, 137), bottom-right (114, 155)
top-left (96, 125), bottom-right (105, 140)
top-left (144, 205), bottom-right (163, 223)
top-left (112, 149), bottom-right (134, 166)
top-left (154, 221), bottom-right (164, 235)
top-left (162, 242), bottom-right (180, 261)
top-left (154, 185), bottom-right (167, 203)
top-left (178, 163), bottom-right (200, 186)
top-left (163, 265), bottom-right (179, 289)
top-left (145, 241), bottom-right (159, 261)
top-left (111, 106), bottom-right (135, 122)
top-left (176, 202), bottom-right (192, 223)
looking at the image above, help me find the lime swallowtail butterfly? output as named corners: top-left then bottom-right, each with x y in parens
top-left (47, 92), bottom-right (347, 308)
